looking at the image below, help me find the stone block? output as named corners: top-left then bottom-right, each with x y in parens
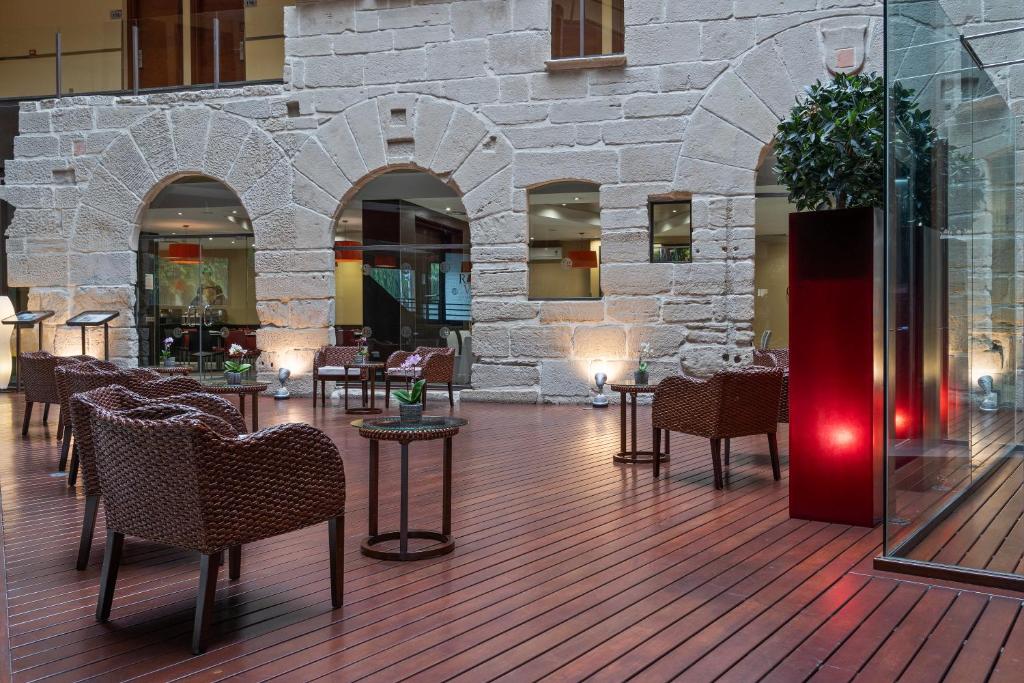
top-left (624, 93), bottom-right (701, 118)
top-left (606, 297), bottom-right (660, 323)
top-left (676, 157), bottom-right (755, 196)
top-left (603, 117), bottom-right (686, 145)
top-left (701, 20), bottom-right (756, 60)
top-left (514, 149), bottom-right (619, 187)
top-left (573, 325), bottom-right (626, 359)
top-left (204, 113), bottom-right (250, 180)
top-left (463, 167), bottom-right (513, 218)
top-left (229, 131), bottom-right (285, 196)
top-left (540, 359), bottom-right (591, 397)
top-left (550, 98), bottom-right (622, 124)
top-left (539, 300), bottom-right (605, 323)
top-left (433, 108), bottom-right (489, 174)
top-left (289, 298), bottom-right (335, 328)
top-left (69, 251), bottom-right (135, 286)
top-left (243, 159), bottom-right (293, 218)
top-left (255, 327), bottom-right (331, 353)
top-left (510, 325), bottom-right (571, 358)
top-left (470, 211), bottom-right (527, 245)
top-left (589, 68), bottom-right (660, 96)
top-left (82, 167), bottom-right (140, 223)
top-left (72, 205), bottom-right (135, 253)
top-left (51, 107), bottom-right (94, 132)
top-left (663, 298), bottom-right (716, 323)
top-left (19, 110), bottom-right (52, 133)
top-left (13, 135), bottom-right (58, 158)
top-left (392, 25), bottom-right (452, 50)
top-left (529, 72), bottom-right (588, 100)
top-left (471, 363), bottom-right (539, 388)
top-left (619, 143), bottom-right (679, 182)
top-left (378, 5), bottom-right (449, 30)
top-left (626, 23), bottom-right (701, 65)
top-left (453, 0), bottom-right (511, 38)
top-left (488, 32), bottom-right (549, 74)
top-left (426, 40), bottom-right (489, 80)
top-left (459, 388), bottom-right (539, 403)
top-left (601, 229), bottom-right (652, 263)
top-left (674, 262), bottom-right (728, 295)
top-left (666, 0), bottom-right (733, 20)
top-left (473, 267), bottom-right (527, 297)
top-left (444, 77), bottom-right (500, 105)
top-left (453, 134), bottom-right (513, 194)
top-left (293, 140), bottom-right (350, 202)
top-left (254, 206), bottom-right (334, 251)
top-left (130, 112), bottom-right (177, 181)
top-left (304, 55), bottom-right (366, 87)
top-left (255, 249), bottom-right (334, 273)
top-left (365, 50), bottom-right (426, 85)
top-left (472, 324), bottom-right (511, 357)
top-left (257, 300), bottom-right (290, 327)
top-left (171, 107), bottom-right (212, 171)
top-left (481, 103), bottom-right (550, 125)
top-left (601, 263), bottom-right (673, 295)
top-left (682, 109), bottom-right (763, 168)
top-left (471, 299), bottom-right (539, 322)
top-left (627, 325), bottom-right (685, 357)
top-left (296, 0), bottom-right (355, 35)
top-left (702, 71), bottom-right (779, 143)
top-left (413, 97), bottom-right (455, 169)
top-left (658, 61), bottom-right (729, 91)
top-left (511, 0), bottom-right (549, 31)
top-left (101, 134), bottom-right (157, 200)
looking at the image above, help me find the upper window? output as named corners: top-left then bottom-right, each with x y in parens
top-left (551, 0), bottom-right (624, 59)
top-left (529, 182), bottom-right (601, 300)
top-left (650, 200), bottom-right (692, 263)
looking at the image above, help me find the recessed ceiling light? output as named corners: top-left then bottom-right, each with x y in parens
top-left (574, 197), bottom-right (580, 201)
top-left (183, 224), bottom-right (190, 228)
top-left (232, 210), bottom-right (238, 214)
top-left (561, 203), bottom-right (566, 207)
top-left (177, 212), bottom-right (183, 216)
top-left (445, 207), bottom-right (451, 212)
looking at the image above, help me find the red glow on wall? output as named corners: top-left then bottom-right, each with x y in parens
top-left (788, 208), bottom-right (881, 528)
top-left (567, 250), bottom-right (598, 269)
top-left (893, 409), bottom-right (909, 438)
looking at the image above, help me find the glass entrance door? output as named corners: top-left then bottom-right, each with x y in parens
top-left (138, 235), bottom-right (257, 379)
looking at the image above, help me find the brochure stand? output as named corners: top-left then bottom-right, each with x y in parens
top-left (2, 310), bottom-right (55, 392)
top-left (66, 311), bottom-right (120, 361)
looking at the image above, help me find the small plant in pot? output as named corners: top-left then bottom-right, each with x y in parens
top-left (223, 343), bottom-right (251, 385)
top-left (394, 379), bottom-right (426, 424)
top-left (159, 336), bottom-right (175, 367)
top-left (635, 342), bottom-right (651, 385)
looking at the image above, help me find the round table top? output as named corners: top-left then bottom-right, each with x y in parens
top-left (202, 380), bottom-right (269, 394)
top-left (352, 416), bottom-right (467, 442)
top-left (344, 361), bottom-right (385, 369)
top-left (609, 380), bottom-right (659, 394)
top-left (153, 365), bottom-right (191, 375)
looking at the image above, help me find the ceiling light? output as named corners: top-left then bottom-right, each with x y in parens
top-left (232, 210), bottom-right (238, 214)
top-left (177, 212), bottom-right (183, 216)
top-left (445, 207), bottom-right (452, 212)
top-left (574, 197), bottom-right (580, 201)
top-left (227, 215), bottom-right (237, 223)
top-left (672, 209), bottom-right (678, 214)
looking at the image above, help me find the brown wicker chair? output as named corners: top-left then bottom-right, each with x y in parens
top-left (754, 348), bottom-right (790, 423)
top-left (54, 362), bottom-right (164, 482)
top-left (384, 346), bottom-right (455, 408)
top-left (70, 383), bottom-right (246, 570)
top-left (90, 403), bottom-right (345, 654)
top-left (651, 367), bottom-right (784, 488)
top-left (19, 351), bottom-right (93, 437)
top-left (312, 345), bottom-right (367, 407)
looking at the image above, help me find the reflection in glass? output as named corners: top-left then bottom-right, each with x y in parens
top-left (754, 148), bottom-right (799, 348)
top-left (551, 0), bottom-right (624, 59)
top-left (650, 201), bottom-right (692, 263)
top-left (334, 171), bottom-right (471, 383)
top-left (882, 0), bottom-right (1020, 583)
top-left (137, 177), bottom-right (257, 377)
top-left (528, 182), bottom-right (601, 299)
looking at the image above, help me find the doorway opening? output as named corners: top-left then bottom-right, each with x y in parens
top-left (334, 170), bottom-right (472, 385)
top-left (753, 147), bottom-right (797, 350)
top-left (136, 176), bottom-right (257, 378)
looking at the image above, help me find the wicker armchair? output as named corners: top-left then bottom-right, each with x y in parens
top-left (19, 351), bottom-right (93, 437)
top-left (312, 345), bottom-right (367, 407)
top-left (54, 362), bottom-right (164, 482)
top-left (69, 383), bottom-right (245, 570)
top-left (90, 404), bottom-right (345, 654)
top-left (384, 346), bottom-right (455, 408)
top-left (753, 348), bottom-right (790, 423)
top-left (651, 367), bottom-right (784, 488)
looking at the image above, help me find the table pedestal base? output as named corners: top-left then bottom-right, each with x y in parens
top-left (361, 530), bottom-right (454, 561)
top-left (613, 451), bottom-right (670, 465)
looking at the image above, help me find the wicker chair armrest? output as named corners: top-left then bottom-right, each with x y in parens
top-left (194, 423), bottom-right (346, 551)
top-left (313, 347), bottom-right (326, 370)
top-left (420, 351), bottom-right (454, 383)
top-left (652, 375), bottom-right (718, 435)
top-left (148, 393), bottom-right (247, 434)
top-left (386, 350), bottom-right (413, 369)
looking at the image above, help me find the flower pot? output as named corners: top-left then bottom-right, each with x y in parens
top-left (163, 358), bottom-right (176, 367)
top-left (634, 370), bottom-right (649, 385)
top-left (399, 402), bottom-right (423, 424)
top-left (224, 371), bottom-right (242, 385)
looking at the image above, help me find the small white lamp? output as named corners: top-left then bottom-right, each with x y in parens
top-left (0, 295), bottom-right (14, 390)
top-left (978, 375), bottom-right (998, 412)
top-left (592, 372), bottom-right (609, 408)
top-left (274, 367), bottom-right (291, 400)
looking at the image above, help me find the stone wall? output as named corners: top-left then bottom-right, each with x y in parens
top-left (1, 0), bottom-right (887, 400)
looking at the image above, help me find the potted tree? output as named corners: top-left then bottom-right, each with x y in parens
top-left (776, 73), bottom-right (935, 527)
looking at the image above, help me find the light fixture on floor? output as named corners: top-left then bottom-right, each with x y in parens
top-left (592, 372), bottom-right (609, 408)
top-left (274, 367), bottom-right (291, 400)
top-left (978, 375), bottom-right (998, 411)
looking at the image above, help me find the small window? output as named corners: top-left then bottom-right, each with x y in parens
top-left (529, 182), bottom-right (601, 299)
top-left (551, 0), bottom-right (625, 59)
top-left (650, 200), bottom-right (692, 263)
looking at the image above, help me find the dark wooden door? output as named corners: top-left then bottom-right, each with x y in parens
top-left (191, 0), bottom-right (245, 84)
top-left (128, 0), bottom-right (184, 89)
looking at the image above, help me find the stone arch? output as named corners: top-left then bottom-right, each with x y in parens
top-left (63, 107), bottom-right (290, 364)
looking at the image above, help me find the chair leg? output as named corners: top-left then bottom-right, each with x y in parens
top-left (768, 432), bottom-right (781, 481)
top-left (228, 545), bottom-right (241, 580)
top-left (710, 438), bottom-right (724, 489)
top-left (192, 553), bottom-right (220, 655)
top-left (67, 443), bottom-right (80, 487)
top-left (328, 515), bottom-right (344, 608)
top-left (422, 383), bottom-right (428, 408)
top-left (653, 428), bottom-right (662, 478)
top-left (724, 438), bottom-right (731, 467)
top-left (385, 376), bottom-right (391, 408)
top-left (43, 403), bottom-right (51, 424)
top-left (21, 401), bottom-right (33, 436)
top-left (96, 530), bottom-right (124, 621)
top-left (448, 382), bottom-right (454, 407)
top-left (312, 374), bottom-right (317, 407)
top-left (77, 494), bottom-right (101, 570)
top-left (57, 410), bottom-right (65, 440)
top-left (58, 427), bottom-right (73, 471)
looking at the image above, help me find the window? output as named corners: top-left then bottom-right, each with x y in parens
top-left (650, 200), bottom-right (692, 263)
top-left (528, 182), bottom-right (601, 299)
top-left (551, 0), bottom-right (624, 59)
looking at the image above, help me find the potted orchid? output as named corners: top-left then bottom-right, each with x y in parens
top-left (635, 342), bottom-right (651, 385)
top-left (159, 336), bottom-right (175, 367)
top-left (223, 343), bottom-right (251, 385)
top-left (356, 339), bottom-right (369, 364)
top-left (394, 378), bottom-right (426, 424)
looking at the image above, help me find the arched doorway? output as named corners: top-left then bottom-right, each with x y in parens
top-left (754, 148), bottom-right (798, 349)
top-left (137, 176), bottom-right (258, 376)
top-left (334, 170), bottom-right (471, 383)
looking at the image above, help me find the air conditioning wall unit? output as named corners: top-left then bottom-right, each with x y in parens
top-left (529, 246), bottom-right (563, 261)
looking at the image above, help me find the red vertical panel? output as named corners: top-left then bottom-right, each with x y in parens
top-left (788, 208), bottom-right (881, 527)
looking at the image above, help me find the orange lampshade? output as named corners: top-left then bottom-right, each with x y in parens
top-left (567, 250), bottom-right (598, 269)
top-left (460, 260), bottom-right (472, 273)
top-left (335, 240), bottom-right (362, 262)
top-left (375, 254), bottom-right (398, 268)
top-left (167, 243), bottom-right (201, 264)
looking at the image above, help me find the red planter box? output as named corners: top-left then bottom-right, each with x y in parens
top-left (788, 208), bottom-right (883, 527)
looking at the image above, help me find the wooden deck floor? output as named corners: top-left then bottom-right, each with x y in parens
top-left (2, 392), bottom-right (1023, 682)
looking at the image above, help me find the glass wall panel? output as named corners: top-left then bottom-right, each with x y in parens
top-left (551, 0), bottom-right (623, 59)
top-left (649, 200), bottom-right (692, 263)
top-left (335, 171), bottom-right (472, 384)
top-left (883, 0), bottom-right (1021, 583)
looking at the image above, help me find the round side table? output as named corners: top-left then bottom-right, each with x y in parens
top-left (342, 362), bottom-right (385, 414)
top-left (609, 381), bottom-right (670, 465)
top-left (352, 416), bottom-right (467, 561)
top-left (153, 365), bottom-right (191, 376)
top-left (202, 380), bottom-right (269, 431)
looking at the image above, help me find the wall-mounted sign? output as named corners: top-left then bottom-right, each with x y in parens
top-left (110, 9), bottom-right (123, 20)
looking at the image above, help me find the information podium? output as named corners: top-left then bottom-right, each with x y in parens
top-left (2, 310), bottom-right (55, 392)
top-left (66, 311), bottom-right (120, 361)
